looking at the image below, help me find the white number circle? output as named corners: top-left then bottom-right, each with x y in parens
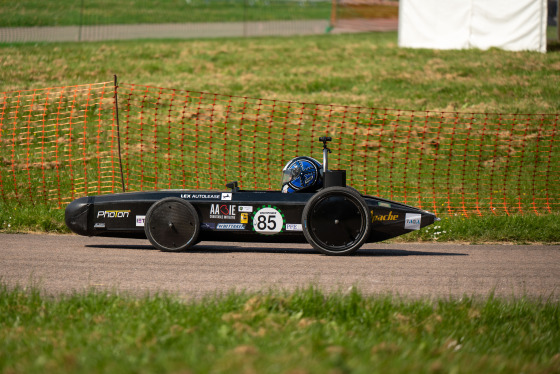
top-left (253, 207), bottom-right (284, 235)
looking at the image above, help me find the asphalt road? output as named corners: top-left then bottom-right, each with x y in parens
top-left (0, 19), bottom-right (398, 43)
top-left (1, 233), bottom-right (559, 300)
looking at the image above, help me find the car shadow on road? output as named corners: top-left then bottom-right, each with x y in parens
top-left (357, 248), bottom-right (468, 257)
top-left (86, 244), bottom-right (468, 257)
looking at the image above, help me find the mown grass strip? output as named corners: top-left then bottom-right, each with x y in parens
top-left (0, 0), bottom-right (332, 27)
top-left (396, 213), bottom-right (560, 244)
top-left (1, 284), bottom-right (559, 374)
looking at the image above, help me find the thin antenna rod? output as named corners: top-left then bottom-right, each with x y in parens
top-left (320, 136), bottom-right (332, 172)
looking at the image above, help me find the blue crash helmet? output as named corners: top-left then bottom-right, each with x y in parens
top-left (281, 156), bottom-right (323, 193)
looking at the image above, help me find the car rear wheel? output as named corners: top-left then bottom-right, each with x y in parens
top-left (302, 187), bottom-right (371, 256)
top-left (144, 197), bottom-right (200, 252)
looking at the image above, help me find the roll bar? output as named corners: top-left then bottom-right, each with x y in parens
top-left (319, 136), bottom-right (332, 172)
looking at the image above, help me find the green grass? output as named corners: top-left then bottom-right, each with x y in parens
top-left (0, 0), bottom-right (332, 27)
top-left (395, 213), bottom-right (560, 244)
top-left (1, 284), bottom-right (559, 374)
top-left (548, 25), bottom-right (558, 41)
top-left (1, 33), bottom-right (559, 114)
top-left (0, 203), bottom-right (67, 233)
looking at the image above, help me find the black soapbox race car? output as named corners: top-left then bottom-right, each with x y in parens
top-left (65, 137), bottom-right (438, 255)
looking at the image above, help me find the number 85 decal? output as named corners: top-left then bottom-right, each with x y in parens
top-left (252, 206), bottom-right (285, 235)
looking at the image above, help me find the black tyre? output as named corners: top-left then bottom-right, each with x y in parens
top-left (302, 187), bottom-right (371, 255)
top-left (144, 197), bottom-right (200, 252)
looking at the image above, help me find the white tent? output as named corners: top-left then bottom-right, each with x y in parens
top-left (398, 0), bottom-right (547, 53)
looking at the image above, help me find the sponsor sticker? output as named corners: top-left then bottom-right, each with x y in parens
top-left (97, 210), bottom-right (130, 219)
top-left (405, 213), bottom-right (422, 230)
top-left (221, 193), bottom-right (232, 201)
top-left (201, 222), bottom-right (216, 230)
top-left (240, 213), bottom-right (249, 224)
top-left (252, 205), bottom-right (285, 235)
top-left (372, 210), bottom-right (399, 222)
top-left (136, 215), bottom-right (145, 227)
top-left (209, 204), bottom-right (236, 220)
top-left (285, 223), bottom-right (302, 231)
top-left (94, 222), bottom-right (105, 229)
top-left (181, 193), bottom-right (221, 199)
top-left (217, 223), bottom-right (245, 230)
top-left (238, 206), bottom-right (253, 213)
top-left (378, 202), bottom-right (391, 208)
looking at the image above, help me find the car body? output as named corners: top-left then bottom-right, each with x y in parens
top-left (66, 137), bottom-right (438, 255)
top-left (65, 185), bottom-right (438, 255)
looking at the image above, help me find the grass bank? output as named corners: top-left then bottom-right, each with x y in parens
top-left (1, 284), bottom-right (559, 374)
top-left (1, 33), bottom-right (559, 114)
top-left (1, 33), bottom-right (558, 239)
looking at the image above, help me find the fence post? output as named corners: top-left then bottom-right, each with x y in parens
top-left (114, 75), bottom-right (126, 192)
top-left (330, 0), bottom-right (337, 30)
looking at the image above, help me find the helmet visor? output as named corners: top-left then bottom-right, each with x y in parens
top-left (282, 165), bottom-right (300, 186)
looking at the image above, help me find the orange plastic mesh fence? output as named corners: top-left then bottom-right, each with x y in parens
top-left (1, 82), bottom-right (558, 216)
top-left (0, 82), bottom-right (118, 208)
